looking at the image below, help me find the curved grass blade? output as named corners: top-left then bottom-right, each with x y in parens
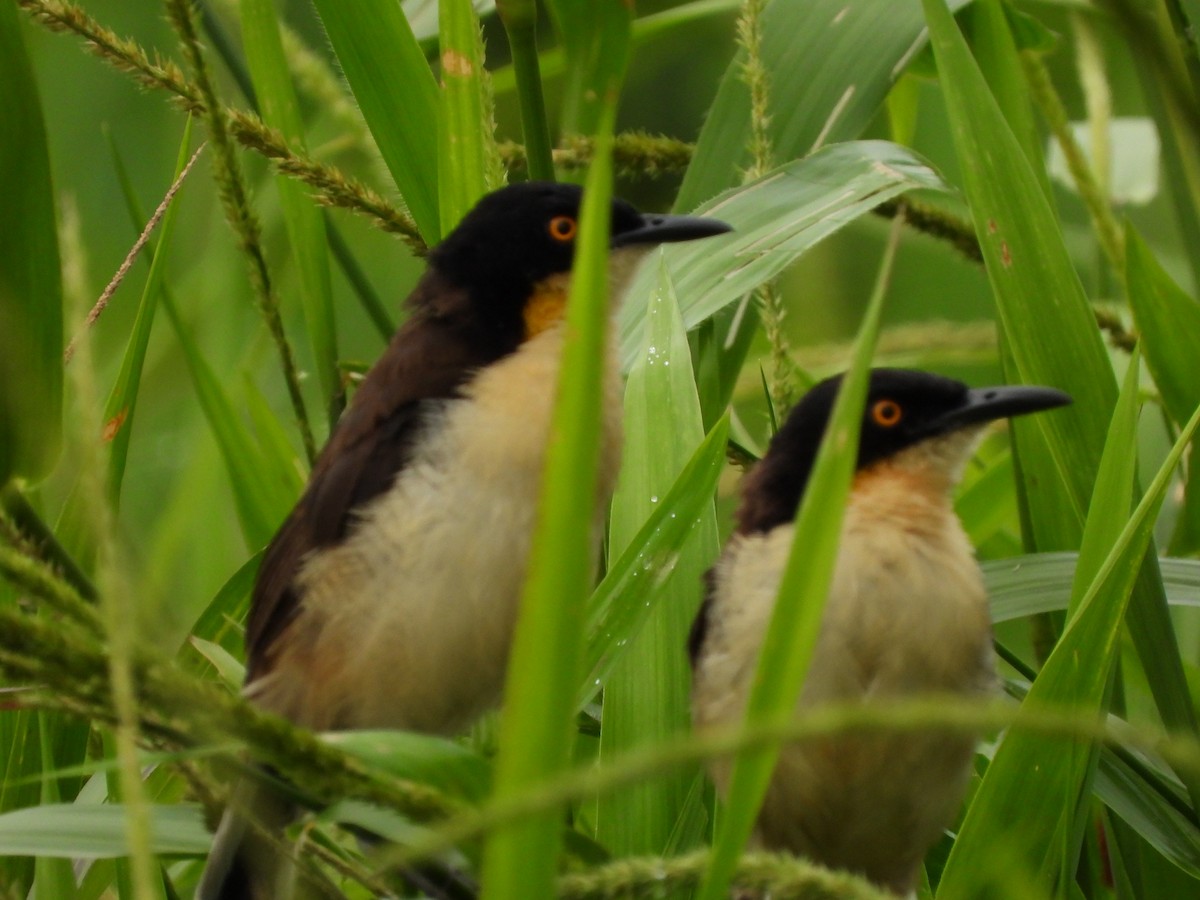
top-left (0, 804), bottom-right (210, 859)
top-left (920, 0), bottom-right (1200, 810)
top-left (619, 141), bottom-right (947, 368)
top-left (941, 357), bottom-right (1200, 892)
top-left (696, 214), bottom-right (903, 900)
top-left (0, 0), bottom-right (62, 485)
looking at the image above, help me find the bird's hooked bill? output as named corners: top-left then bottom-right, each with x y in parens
top-left (611, 213), bottom-right (733, 248)
top-left (932, 384), bottom-right (1072, 433)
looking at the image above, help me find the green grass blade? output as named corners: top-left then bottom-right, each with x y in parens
top-left (675, 0), bottom-right (969, 212)
top-left (497, 0), bottom-right (554, 181)
top-left (920, 0), bottom-right (1200, 805)
top-left (620, 141), bottom-right (947, 368)
top-left (439, 0), bottom-right (495, 231)
top-left (596, 261), bottom-right (719, 857)
top-left (160, 294), bottom-right (293, 550)
top-left (310, 0), bottom-right (441, 241)
top-left (580, 413), bottom-right (729, 712)
top-left (0, 804), bottom-right (210, 858)
top-left (241, 0), bottom-right (341, 427)
top-left (697, 215), bottom-right (902, 900)
top-left (1125, 224), bottom-right (1200, 553)
top-left (480, 9), bottom-right (630, 893)
top-left (542, 1), bottom-right (629, 138)
top-left (940, 357), bottom-right (1200, 892)
top-left (103, 121), bottom-right (194, 512)
top-left (34, 715), bottom-right (76, 899)
top-left (0, 0), bottom-right (62, 484)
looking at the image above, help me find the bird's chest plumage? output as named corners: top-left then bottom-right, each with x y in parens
top-left (265, 326), bottom-right (623, 734)
top-left (692, 476), bottom-right (995, 892)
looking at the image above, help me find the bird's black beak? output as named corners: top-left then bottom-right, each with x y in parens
top-left (934, 384), bottom-right (1072, 433)
top-left (611, 213), bottom-right (733, 248)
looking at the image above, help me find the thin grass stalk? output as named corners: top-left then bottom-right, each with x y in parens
top-left (498, 0), bottom-right (555, 181)
top-left (1020, 49), bottom-right (1125, 278)
top-left (64, 270), bottom-right (158, 900)
top-left (165, 0), bottom-right (316, 463)
top-left (376, 692), bottom-right (1200, 876)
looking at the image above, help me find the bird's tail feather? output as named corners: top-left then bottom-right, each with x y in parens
top-left (195, 779), bottom-right (295, 900)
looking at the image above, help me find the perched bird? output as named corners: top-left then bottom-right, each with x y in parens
top-left (689, 368), bottom-right (1070, 895)
top-left (198, 181), bottom-right (731, 899)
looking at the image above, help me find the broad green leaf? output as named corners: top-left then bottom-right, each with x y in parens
top-left (480, 11), bottom-right (630, 894)
top-left (985, 554), bottom-right (1200, 623)
top-left (698, 217), bottom-right (900, 900)
top-left (0, 804), bottom-right (210, 858)
top-left (0, 0), bottom-right (62, 485)
top-left (921, 0), bottom-right (1199, 808)
top-left (580, 414), bottom-right (729, 711)
top-left (103, 121), bottom-right (193, 511)
top-left (242, 0), bottom-right (341, 426)
top-left (438, 0), bottom-right (495, 232)
top-left (406, 0), bottom-right (496, 41)
top-left (310, 0), bottom-right (441, 242)
top-left (597, 262), bottom-right (719, 857)
top-left (941, 358), bottom-right (1200, 891)
top-left (675, 0), bottom-right (970, 212)
top-left (619, 141), bottom-right (948, 368)
top-left (324, 730), bottom-right (491, 802)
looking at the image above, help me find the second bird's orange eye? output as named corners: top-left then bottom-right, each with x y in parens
top-left (872, 399), bottom-right (903, 427)
top-left (548, 215), bottom-right (577, 242)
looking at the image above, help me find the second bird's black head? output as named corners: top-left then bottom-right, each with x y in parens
top-left (424, 182), bottom-right (730, 337)
top-left (737, 368), bottom-right (1071, 535)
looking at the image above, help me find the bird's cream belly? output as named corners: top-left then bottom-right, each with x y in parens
top-left (258, 325), bottom-right (623, 734)
top-left (693, 492), bottom-right (995, 889)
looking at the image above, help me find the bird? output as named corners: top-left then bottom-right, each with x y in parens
top-left (688, 368), bottom-right (1070, 896)
top-left (197, 181), bottom-right (732, 900)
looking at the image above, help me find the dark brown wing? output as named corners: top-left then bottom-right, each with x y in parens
top-left (244, 273), bottom-right (522, 681)
top-left (687, 568), bottom-right (719, 670)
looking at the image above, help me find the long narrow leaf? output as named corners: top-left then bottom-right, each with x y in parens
top-left (480, 9), bottom-right (631, 895)
top-left (310, 0), bottom-right (441, 241)
top-left (241, 0), bottom-right (341, 426)
top-left (597, 262), bottom-right (719, 857)
top-left (0, 0), bottom-right (62, 484)
top-left (438, 0), bottom-right (494, 231)
top-left (697, 215), bottom-right (903, 900)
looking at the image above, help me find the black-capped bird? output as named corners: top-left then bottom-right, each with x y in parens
top-left (689, 368), bottom-right (1069, 896)
top-left (198, 182), bottom-right (730, 900)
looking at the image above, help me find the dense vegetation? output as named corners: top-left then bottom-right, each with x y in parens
top-left (3, 0), bottom-right (1200, 897)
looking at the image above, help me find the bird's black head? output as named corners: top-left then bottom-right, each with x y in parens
top-left (424, 182), bottom-right (730, 344)
top-left (736, 368), bottom-right (1071, 534)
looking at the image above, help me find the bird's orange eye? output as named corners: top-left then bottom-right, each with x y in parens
top-left (872, 399), bottom-right (903, 427)
top-left (548, 215), bottom-right (577, 242)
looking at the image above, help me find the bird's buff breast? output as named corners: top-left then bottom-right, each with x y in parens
top-left (279, 325), bottom-right (623, 734)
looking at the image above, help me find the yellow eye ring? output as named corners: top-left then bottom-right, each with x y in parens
top-left (548, 215), bottom-right (577, 242)
top-left (872, 399), bottom-right (903, 427)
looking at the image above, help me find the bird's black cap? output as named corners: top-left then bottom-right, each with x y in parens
top-left (737, 368), bottom-right (1071, 534)
top-left (430, 182), bottom-right (729, 287)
